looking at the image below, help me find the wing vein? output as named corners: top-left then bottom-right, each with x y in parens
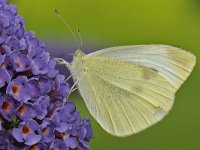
top-left (94, 73), bottom-right (163, 111)
top-left (128, 55), bottom-right (191, 72)
top-left (90, 70), bottom-right (175, 91)
top-left (88, 75), bottom-right (117, 134)
top-left (85, 75), bottom-right (113, 133)
top-left (132, 60), bottom-right (185, 81)
top-left (115, 96), bottom-right (135, 133)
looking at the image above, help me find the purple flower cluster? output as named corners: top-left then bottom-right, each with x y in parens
top-left (0, 0), bottom-right (92, 149)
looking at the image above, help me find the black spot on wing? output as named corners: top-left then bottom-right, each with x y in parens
top-left (151, 68), bottom-right (158, 72)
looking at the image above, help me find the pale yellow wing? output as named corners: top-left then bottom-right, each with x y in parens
top-left (78, 56), bottom-right (176, 137)
top-left (75, 45), bottom-right (196, 136)
top-left (86, 45), bottom-right (196, 89)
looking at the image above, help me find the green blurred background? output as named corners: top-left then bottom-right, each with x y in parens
top-left (11, 0), bottom-right (199, 149)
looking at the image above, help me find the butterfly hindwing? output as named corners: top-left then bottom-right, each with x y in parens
top-left (78, 56), bottom-right (175, 136)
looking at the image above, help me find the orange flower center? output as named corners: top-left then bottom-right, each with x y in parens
top-left (42, 128), bottom-right (48, 135)
top-left (16, 60), bottom-right (22, 68)
top-left (29, 145), bottom-right (38, 150)
top-left (18, 105), bottom-right (26, 115)
top-left (22, 125), bottom-right (31, 135)
top-left (2, 101), bottom-right (11, 112)
top-left (12, 85), bottom-right (20, 94)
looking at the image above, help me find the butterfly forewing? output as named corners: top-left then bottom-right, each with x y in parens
top-left (86, 45), bottom-right (196, 89)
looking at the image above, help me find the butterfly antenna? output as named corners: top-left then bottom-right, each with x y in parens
top-left (54, 8), bottom-right (81, 49)
top-left (77, 28), bottom-right (83, 49)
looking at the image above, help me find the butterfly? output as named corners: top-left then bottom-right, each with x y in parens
top-left (56, 44), bottom-right (196, 137)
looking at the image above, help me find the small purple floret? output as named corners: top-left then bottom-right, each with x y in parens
top-left (39, 119), bottom-right (55, 143)
top-left (9, 51), bottom-right (30, 72)
top-left (49, 139), bottom-right (68, 150)
top-left (52, 102), bottom-right (76, 133)
top-left (0, 95), bottom-right (18, 121)
top-left (34, 96), bottom-right (50, 120)
top-left (12, 119), bottom-right (41, 145)
top-left (28, 142), bottom-right (48, 150)
top-left (0, 67), bottom-right (10, 88)
top-left (6, 76), bottom-right (31, 102)
top-left (16, 103), bottom-right (36, 120)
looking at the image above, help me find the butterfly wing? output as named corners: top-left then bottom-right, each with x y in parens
top-left (77, 57), bottom-right (174, 136)
top-left (75, 45), bottom-right (196, 136)
top-left (86, 45), bottom-right (196, 89)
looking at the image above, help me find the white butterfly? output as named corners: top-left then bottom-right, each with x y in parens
top-left (56, 44), bottom-right (196, 137)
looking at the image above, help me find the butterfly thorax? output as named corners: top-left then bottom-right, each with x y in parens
top-left (70, 50), bottom-right (86, 81)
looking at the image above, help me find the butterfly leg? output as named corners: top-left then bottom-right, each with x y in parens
top-left (54, 57), bottom-right (72, 71)
top-left (54, 57), bottom-right (66, 64)
top-left (71, 87), bottom-right (77, 92)
top-left (67, 79), bottom-right (79, 100)
top-left (65, 74), bottom-right (72, 81)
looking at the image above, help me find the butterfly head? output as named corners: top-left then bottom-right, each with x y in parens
top-left (74, 49), bottom-right (85, 58)
top-left (70, 49), bottom-right (86, 80)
